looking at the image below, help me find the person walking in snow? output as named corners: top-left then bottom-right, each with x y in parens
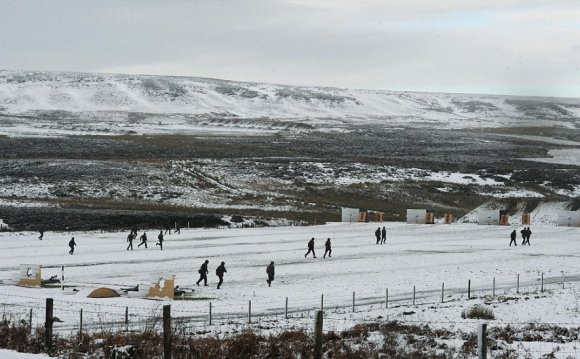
top-left (381, 226), bottom-right (387, 244)
top-left (522, 227), bottom-right (532, 246)
top-left (156, 230), bottom-right (164, 250)
top-left (68, 237), bottom-right (77, 255)
top-left (520, 227), bottom-right (526, 245)
top-left (138, 232), bottom-right (148, 248)
top-left (266, 261), bottom-right (275, 287)
top-left (38, 230), bottom-right (44, 240)
top-left (164, 225), bottom-right (172, 235)
top-left (375, 227), bottom-right (381, 244)
top-left (196, 260), bottom-right (209, 286)
top-left (305, 237), bottom-right (316, 258)
top-left (323, 238), bottom-right (332, 258)
top-left (126, 232), bottom-right (134, 251)
top-left (175, 225), bottom-right (181, 234)
top-left (216, 261), bottom-right (227, 289)
top-left (509, 229), bottom-right (517, 246)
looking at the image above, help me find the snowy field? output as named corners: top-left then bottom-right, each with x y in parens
top-left (1, 221), bottom-right (580, 327)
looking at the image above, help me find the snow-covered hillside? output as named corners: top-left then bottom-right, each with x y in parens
top-left (1, 70), bottom-right (579, 137)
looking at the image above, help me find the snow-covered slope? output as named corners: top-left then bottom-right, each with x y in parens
top-left (1, 70), bottom-right (579, 136)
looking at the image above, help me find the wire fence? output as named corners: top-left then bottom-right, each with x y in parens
top-left (1, 271), bottom-right (579, 336)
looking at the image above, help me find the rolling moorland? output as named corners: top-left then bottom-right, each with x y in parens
top-left (0, 70), bottom-right (579, 230)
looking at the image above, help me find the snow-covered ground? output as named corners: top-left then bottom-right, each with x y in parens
top-left (1, 221), bottom-right (579, 333)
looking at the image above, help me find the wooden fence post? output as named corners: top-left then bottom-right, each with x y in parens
top-left (45, 298), bottom-right (53, 354)
top-left (80, 309), bottom-right (83, 334)
top-left (314, 310), bottom-right (323, 359)
top-left (163, 305), bottom-right (171, 359)
top-left (29, 309), bottom-right (33, 334)
top-left (352, 291), bottom-right (355, 312)
top-left (285, 297), bottom-right (288, 319)
top-left (320, 294), bottom-right (324, 311)
top-left (541, 272), bottom-right (544, 293)
top-left (492, 277), bottom-right (495, 297)
top-left (125, 307), bottom-right (129, 332)
top-left (477, 323), bottom-right (487, 359)
top-left (413, 286), bottom-right (416, 305)
top-left (209, 302), bottom-right (212, 325)
top-left (468, 280), bottom-right (471, 299)
top-left (385, 288), bottom-right (388, 309)
top-left (441, 283), bottom-right (444, 303)
top-left (516, 274), bottom-right (520, 294)
top-left (61, 266), bottom-right (64, 291)
top-left (248, 300), bottom-right (252, 324)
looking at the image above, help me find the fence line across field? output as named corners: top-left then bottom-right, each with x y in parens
top-left (1, 271), bottom-right (579, 336)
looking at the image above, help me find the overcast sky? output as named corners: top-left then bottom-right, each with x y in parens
top-left (1, 0), bottom-right (579, 97)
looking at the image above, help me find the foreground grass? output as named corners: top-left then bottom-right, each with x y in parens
top-left (2, 317), bottom-right (579, 358)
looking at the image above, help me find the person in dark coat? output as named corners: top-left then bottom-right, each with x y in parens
top-left (305, 237), bottom-right (316, 258)
top-left (127, 233), bottom-right (134, 251)
top-left (175, 225), bottom-right (181, 234)
top-left (375, 227), bottom-right (381, 244)
top-left (68, 237), bottom-right (77, 255)
top-left (381, 226), bottom-right (387, 244)
top-left (509, 230), bottom-right (517, 246)
top-left (38, 230), bottom-right (44, 240)
top-left (138, 232), bottom-right (148, 248)
top-left (196, 260), bottom-right (209, 286)
top-left (520, 227), bottom-right (526, 245)
top-left (164, 225), bottom-right (172, 235)
top-left (266, 261), bottom-right (275, 287)
top-left (156, 231), bottom-right (164, 250)
top-left (216, 262), bottom-right (227, 289)
top-left (523, 227), bottom-right (532, 245)
top-left (323, 238), bottom-right (332, 258)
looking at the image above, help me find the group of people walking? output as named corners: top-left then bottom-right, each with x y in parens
top-left (126, 229), bottom-right (167, 251)
top-left (304, 237), bottom-right (332, 258)
top-left (509, 227), bottom-right (533, 246)
top-left (375, 227), bottom-right (387, 244)
top-left (195, 259), bottom-right (228, 289)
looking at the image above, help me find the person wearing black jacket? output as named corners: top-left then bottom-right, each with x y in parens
top-left (196, 260), bottom-right (209, 286)
top-left (266, 261), bottom-right (275, 287)
top-left (126, 233), bottom-right (134, 251)
top-left (216, 262), bottom-right (227, 289)
top-left (305, 238), bottom-right (316, 258)
top-left (156, 231), bottom-right (164, 250)
top-left (68, 237), bottom-right (77, 255)
top-left (509, 230), bottom-right (517, 246)
top-left (138, 232), bottom-right (148, 248)
top-left (323, 238), bottom-right (332, 258)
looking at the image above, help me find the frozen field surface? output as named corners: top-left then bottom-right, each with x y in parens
top-left (1, 222), bottom-right (580, 338)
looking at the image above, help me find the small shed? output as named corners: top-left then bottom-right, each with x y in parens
top-left (557, 211), bottom-right (580, 227)
top-left (521, 213), bottom-right (531, 225)
top-left (341, 208), bottom-right (361, 222)
top-left (443, 214), bottom-right (454, 224)
top-left (478, 210), bottom-right (509, 225)
top-left (368, 211), bottom-right (384, 222)
top-left (406, 209), bottom-right (434, 224)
